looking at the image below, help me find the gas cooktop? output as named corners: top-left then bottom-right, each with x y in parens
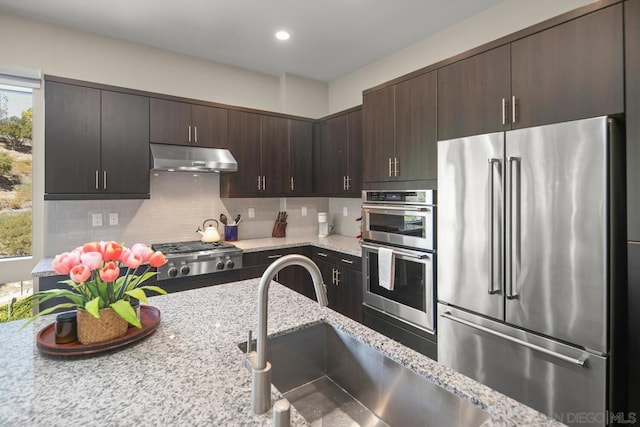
top-left (151, 240), bottom-right (237, 255)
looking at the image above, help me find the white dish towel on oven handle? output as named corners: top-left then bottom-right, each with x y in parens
top-left (378, 247), bottom-right (395, 291)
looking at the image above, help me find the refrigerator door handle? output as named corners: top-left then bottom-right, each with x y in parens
top-left (507, 156), bottom-right (521, 299)
top-left (488, 158), bottom-right (501, 294)
top-left (441, 311), bottom-right (589, 367)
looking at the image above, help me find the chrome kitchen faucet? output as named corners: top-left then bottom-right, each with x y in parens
top-left (244, 254), bottom-right (328, 415)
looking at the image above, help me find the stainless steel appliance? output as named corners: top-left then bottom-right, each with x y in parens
top-left (361, 190), bottom-right (436, 337)
top-left (437, 116), bottom-right (624, 426)
top-left (151, 240), bottom-right (243, 281)
top-left (150, 143), bottom-right (238, 172)
top-left (362, 190), bottom-right (434, 251)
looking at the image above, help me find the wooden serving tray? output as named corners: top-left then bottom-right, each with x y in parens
top-left (36, 305), bottom-right (161, 356)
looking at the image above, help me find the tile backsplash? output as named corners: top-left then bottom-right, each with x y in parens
top-left (44, 172), bottom-right (358, 255)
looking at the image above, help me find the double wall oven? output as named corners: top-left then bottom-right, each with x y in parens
top-left (361, 190), bottom-right (436, 337)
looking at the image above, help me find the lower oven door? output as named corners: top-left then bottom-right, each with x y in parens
top-left (362, 242), bottom-right (435, 333)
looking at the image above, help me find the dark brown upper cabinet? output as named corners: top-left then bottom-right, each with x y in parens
top-left (363, 71), bottom-right (437, 183)
top-left (314, 108), bottom-right (363, 197)
top-left (150, 98), bottom-right (228, 148)
top-left (221, 112), bottom-right (313, 197)
top-left (437, 46), bottom-right (511, 141)
top-left (45, 80), bottom-right (150, 199)
top-left (438, 4), bottom-right (623, 140)
top-left (288, 120), bottom-right (313, 195)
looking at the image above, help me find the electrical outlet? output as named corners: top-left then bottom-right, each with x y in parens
top-left (248, 208), bottom-right (255, 218)
top-left (91, 213), bottom-right (103, 227)
top-left (301, 206), bottom-right (307, 217)
top-left (343, 207), bottom-right (348, 217)
top-left (109, 212), bottom-right (119, 226)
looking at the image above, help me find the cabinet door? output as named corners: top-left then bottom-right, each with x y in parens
top-left (437, 45), bottom-right (511, 140)
top-left (101, 91), bottom-right (150, 195)
top-left (395, 72), bottom-right (437, 181)
top-left (511, 4), bottom-right (624, 129)
top-left (338, 267), bottom-right (363, 323)
top-left (45, 81), bottom-right (101, 195)
top-left (319, 115), bottom-right (349, 194)
top-left (346, 109), bottom-right (363, 196)
top-left (222, 110), bottom-right (261, 195)
top-left (627, 0), bottom-right (640, 241)
top-left (149, 98), bottom-right (191, 145)
top-left (260, 115), bottom-right (289, 194)
top-left (363, 86), bottom-right (395, 182)
top-left (289, 120), bottom-right (313, 195)
top-left (191, 105), bottom-right (228, 148)
top-left (629, 242), bottom-right (640, 414)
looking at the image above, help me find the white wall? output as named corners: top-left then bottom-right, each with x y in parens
top-left (328, 0), bottom-right (596, 113)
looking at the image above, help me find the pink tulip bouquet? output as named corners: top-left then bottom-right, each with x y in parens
top-left (23, 241), bottom-right (168, 328)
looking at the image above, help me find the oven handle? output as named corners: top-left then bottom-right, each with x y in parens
top-left (362, 204), bottom-right (431, 212)
top-left (361, 243), bottom-right (430, 260)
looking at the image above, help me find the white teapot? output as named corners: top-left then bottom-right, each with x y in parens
top-left (197, 219), bottom-right (221, 243)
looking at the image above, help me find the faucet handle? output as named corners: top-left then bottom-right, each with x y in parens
top-left (247, 330), bottom-right (253, 354)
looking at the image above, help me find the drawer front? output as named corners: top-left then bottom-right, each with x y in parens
top-left (243, 246), bottom-right (310, 267)
top-left (312, 247), bottom-right (361, 271)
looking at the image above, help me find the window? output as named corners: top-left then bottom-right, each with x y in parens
top-left (0, 84), bottom-right (33, 259)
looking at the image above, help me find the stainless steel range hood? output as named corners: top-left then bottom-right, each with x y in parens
top-left (150, 143), bottom-right (237, 173)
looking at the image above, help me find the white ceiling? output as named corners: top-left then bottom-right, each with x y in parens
top-left (0, 0), bottom-right (505, 82)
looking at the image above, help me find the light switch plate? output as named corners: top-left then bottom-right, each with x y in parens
top-left (91, 213), bottom-right (103, 227)
top-left (343, 207), bottom-right (348, 217)
top-left (301, 206), bottom-right (307, 216)
top-left (248, 208), bottom-right (255, 218)
top-left (109, 212), bottom-right (118, 226)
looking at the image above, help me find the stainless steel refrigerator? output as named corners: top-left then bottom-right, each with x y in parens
top-left (437, 116), bottom-right (625, 426)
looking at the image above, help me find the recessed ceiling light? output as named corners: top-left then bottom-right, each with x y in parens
top-left (275, 30), bottom-right (290, 41)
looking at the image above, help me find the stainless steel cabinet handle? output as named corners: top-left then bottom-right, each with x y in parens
top-left (262, 176), bottom-right (266, 191)
top-left (257, 176), bottom-right (261, 190)
top-left (501, 98), bottom-right (506, 125)
top-left (507, 156), bottom-right (521, 299)
top-left (394, 157), bottom-right (399, 177)
top-left (441, 312), bottom-right (589, 367)
top-left (188, 125), bottom-right (192, 143)
top-left (343, 176), bottom-right (347, 191)
top-left (388, 158), bottom-right (393, 177)
top-left (95, 170), bottom-right (99, 190)
top-left (340, 259), bottom-right (354, 265)
top-left (290, 177), bottom-right (294, 191)
top-left (346, 176), bottom-right (351, 190)
top-left (335, 269), bottom-right (340, 286)
top-left (267, 254), bottom-right (283, 259)
top-left (487, 158), bottom-right (500, 295)
top-left (316, 252), bottom-right (328, 258)
top-left (103, 170), bottom-right (107, 190)
top-left (511, 96), bottom-right (517, 124)
top-left (194, 126), bottom-right (198, 143)
top-left (331, 268), bottom-right (336, 285)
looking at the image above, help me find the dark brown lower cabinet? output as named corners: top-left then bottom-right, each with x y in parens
top-left (628, 242), bottom-right (640, 414)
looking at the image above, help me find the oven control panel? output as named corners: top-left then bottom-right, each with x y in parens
top-left (363, 190), bottom-right (435, 205)
top-left (156, 252), bottom-right (243, 281)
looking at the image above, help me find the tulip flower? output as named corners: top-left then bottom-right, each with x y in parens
top-left (102, 241), bottom-right (123, 262)
top-left (125, 253), bottom-right (143, 269)
top-left (118, 247), bottom-right (131, 264)
top-left (149, 251), bottom-right (168, 268)
top-left (131, 243), bottom-right (153, 262)
top-left (82, 241), bottom-right (101, 253)
top-left (52, 252), bottom-right (78, 275)
top-left (69, 264), bottom-right (91, 284)
top-left (99, 261), bottom-right (120, 282)
top-left (81, 251), bottom-right (103, 271)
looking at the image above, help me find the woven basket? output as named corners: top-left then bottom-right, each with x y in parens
top-left (77, 307), bottom-right (128, 345)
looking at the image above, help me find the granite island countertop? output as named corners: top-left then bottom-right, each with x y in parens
top-left (0, 279), bottom-right (562, 426)
top-left (32, 234), bottom-right (361, 278)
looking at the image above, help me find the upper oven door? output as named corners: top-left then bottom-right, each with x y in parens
top-left (362, 204), bottom-right (434, 250)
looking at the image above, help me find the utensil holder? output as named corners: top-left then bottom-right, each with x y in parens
top-left (224, 225), bottom-right (238, 241)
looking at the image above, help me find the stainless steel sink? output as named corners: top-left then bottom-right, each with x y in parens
top-left (240, 322), bottom-right (491, 426)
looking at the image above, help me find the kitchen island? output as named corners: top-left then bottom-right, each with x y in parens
top-left (0, 279), bottom-right (561, 426)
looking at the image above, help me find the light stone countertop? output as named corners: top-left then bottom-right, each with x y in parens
top-left (31, 234), bottom-right (362, 278)
top-left (0, 279), bottom-right (563, 427)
